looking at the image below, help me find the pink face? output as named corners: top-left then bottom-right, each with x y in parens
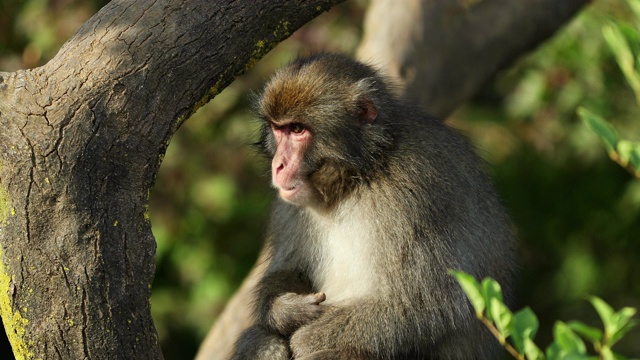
top-left (270, 122), bottom-right (315, 206)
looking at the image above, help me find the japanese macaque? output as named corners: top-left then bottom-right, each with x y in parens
top-left (231, 53), bottom-right (516, 360)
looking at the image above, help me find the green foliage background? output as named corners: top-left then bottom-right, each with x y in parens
top-left (0, 0), bottom-right (638, 358)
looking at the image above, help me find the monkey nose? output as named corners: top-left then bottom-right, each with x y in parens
top-left (274, 162), bottom-right (285, 175)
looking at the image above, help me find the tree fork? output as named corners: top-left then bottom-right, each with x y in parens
top-left (0, 0), bottom-right (343, 358)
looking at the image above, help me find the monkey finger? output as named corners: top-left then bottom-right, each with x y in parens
top-left (307, 292), bottom-right (326, 305)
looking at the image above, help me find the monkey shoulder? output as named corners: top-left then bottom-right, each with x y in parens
top-left (384, 118), bottom-right (490, 194)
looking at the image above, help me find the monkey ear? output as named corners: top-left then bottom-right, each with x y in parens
top-left (354, 77), bottom-right (378, 125)
top-left (356, 97), bottom-right (378, 125)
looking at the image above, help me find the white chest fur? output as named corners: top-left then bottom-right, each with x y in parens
top-left (308, 202), bottom-right (378, 304)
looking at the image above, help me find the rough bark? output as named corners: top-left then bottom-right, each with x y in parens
top-left (0, 0), bottom-right (343, 358)
top-left (356, 0), bottom-right (591, 118)
top-left (197, 0), bottom-right (591, 358)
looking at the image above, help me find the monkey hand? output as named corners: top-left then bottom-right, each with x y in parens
top-left (268, 292), bottom-right (326, 336)
top-left (230, 326), bottom-right (290, 360)
top-left (289, 306), bottom-right (372, 359)
top-left (289, 307), bottom-right (341, 358)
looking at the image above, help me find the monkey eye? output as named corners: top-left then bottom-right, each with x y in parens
top-left (289, 123), bottom-right (306, 134)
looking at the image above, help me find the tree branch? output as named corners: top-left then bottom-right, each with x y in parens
top-left (356, 0), bottom-right (591, 118)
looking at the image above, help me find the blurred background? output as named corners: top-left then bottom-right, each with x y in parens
top-left (1, 0), bottom-right (639, 358)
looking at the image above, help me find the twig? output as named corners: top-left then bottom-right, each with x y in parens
top-left (480, 317), bottom-right (526, 360)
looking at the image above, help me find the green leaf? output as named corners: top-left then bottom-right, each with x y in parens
top-left (511, 307), bottom-right (540, 354)
top-left (524, 338), bottom-right (545, 360)
top-left (450, 270), bottom-right (485, 317)
top-left (603, 24), bottom-right (640, 102)
top-left (578, 108), bottom-right (618, 154)
top-left (627, 0), bottom-right (640, 20)
top-left (617, 22), bottom-right (640, 46)
top-left (490, 298), bottom-right (513, 339)
top-left (545, 343), bottom-right (592, 360)
top-left (589, 297), bottom-right (639, 348)
top-left (590, 297), bottom-right (616, 337)
top-left (546, 341), bottom-right (561, 360)
top-left (610, 318), bottom-right (638, 347)
top-left (578, 108), bottom-right (640, 177)
top-left (481, 277), bottom-right (503, 322)
top-left (567, 321), bottom-right (603, 343)
top-left (616, 140), bottom-right (640, 176)
top-left (553, 321), bottom-right (587, 354)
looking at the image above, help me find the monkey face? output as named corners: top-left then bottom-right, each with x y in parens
top-left (259, 111), bottom-right (378, 209)
top-left (256, 54), bottom-right (396, 209)
top-left (268, 120), bottom-right (320, 206)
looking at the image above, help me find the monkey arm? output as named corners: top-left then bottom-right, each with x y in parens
top-left (231, 269), bottom-right (325, 360)
top-left (288, 301), bottom-right (396, 358)
top-left (255, 269), bottom-right (326, 337)
top-left (288, 296), bottom-right (482, 359)
top-left (230, 326), bottom-right (290, 360)
top-left (295, 348), bottom-right (364, 360)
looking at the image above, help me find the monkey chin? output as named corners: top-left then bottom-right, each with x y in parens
top-left (276, 184), bottom-right (316, 207)
top-left (278, 186), bottom-right (300, 200)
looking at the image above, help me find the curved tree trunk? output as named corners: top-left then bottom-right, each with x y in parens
top-left (196, 0), bottom-right (590, 358)
top-left (0, 0), bottom-right (343, 358)
top-left (356, 0), bottom-right (590, 118)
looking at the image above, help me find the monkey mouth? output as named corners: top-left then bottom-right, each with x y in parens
top-left (278, 184), bottom-right (302, 202)
top-left (279, 185), bottom-right (299, 196)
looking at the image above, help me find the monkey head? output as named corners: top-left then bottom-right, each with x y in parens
top-left (256, 54), bottom-right (395, 209)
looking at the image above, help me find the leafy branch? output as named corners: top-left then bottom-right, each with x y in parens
top-left (579, 0), bottom-right (640, 179)
top-left (452, 271), bottom-right (639, 360)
